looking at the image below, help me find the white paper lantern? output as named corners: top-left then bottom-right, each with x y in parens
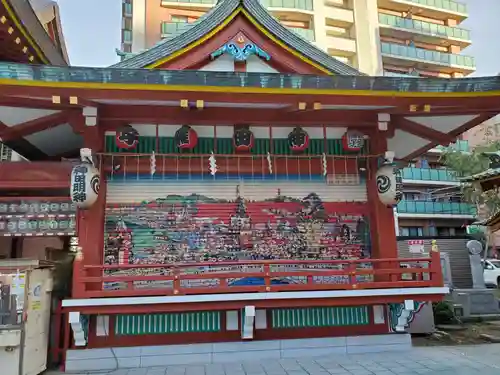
top-left (70, 163), bottom-right (100, 209)
top-left (375, 163), bottom-right (402, 207)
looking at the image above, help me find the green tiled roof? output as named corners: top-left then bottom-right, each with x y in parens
top-left (461, 168), bottom-right (500, 182)
top-left (460, 151), bottom-right (500, 182)
top-left (475, 211), bottom-right (500, 227)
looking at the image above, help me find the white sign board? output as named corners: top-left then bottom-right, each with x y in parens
top-left (408, 239), bottom-right (425, 254)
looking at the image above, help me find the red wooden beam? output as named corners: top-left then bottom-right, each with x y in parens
top-left (0, 96), bottom-right (73, 110)
top-left (390, 106), bottom-right (500, 116)
top-left (404, 113), bottom-right (496, 160)
top-left (0, 111), bottom-right (72, 141)
top-left (393, 116), bottom-right (456, 145)
top-left (0, 161), bottom-right (72, 189)
top-left (99, 106), bottom-right (378, 126)
top-left (68, 111), bottom-right (86, 134)
top-left (5, 84), bottom-right (500, 109)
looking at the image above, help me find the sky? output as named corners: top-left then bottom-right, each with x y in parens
top-left (56, 0), bottom-right (499, 76)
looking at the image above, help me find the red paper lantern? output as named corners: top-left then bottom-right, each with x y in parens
top-left (115, 125), bottom-right (139, 150)
top-left (342, 130), bottom-right (365, 151)
top-left (288, 127), bottom-right (309, 152)
top-left (233, 126), bottom-right (254, 152)
top-left (175, 125), bottom-right (198, 150)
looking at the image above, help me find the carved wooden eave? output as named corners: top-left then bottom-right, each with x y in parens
top-left (0, 0), bottom-right (67, 65)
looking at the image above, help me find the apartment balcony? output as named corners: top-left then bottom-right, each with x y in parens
top-left (428, 139), bottom-right (470, 153)
top-left (324, 2), bottom-right (354, 28)
top-left (262, 0), bottom-right (314, 15)
top-left (288, 27), bottom-right (315, 42)
top-left (378, 13), bottom-right (471, 48)
top-left (161, 0), bottom-right (216, 11)
top-left (397, 200), bottom-right (476, 218)
top-left (377, 0), bottom-right (468, 22)
top-left (380, 42), bottom-right (475, 74)
top-left (383, 71), bottom-right (420, 77)
top-left (160, 22), bottom-right (190, 38)
top-left (326, 35), bottom-right (356, 56)
top-left (123, 3), bottom-right (132, 17)
top-left (401, 167), bottom-right (459, 186)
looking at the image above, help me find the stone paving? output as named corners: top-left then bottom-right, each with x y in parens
top-left (48, 344), bottom-right (500, 375)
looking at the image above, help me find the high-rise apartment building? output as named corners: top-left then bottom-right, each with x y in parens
top-left (120, 0), bottom-right (474, 77)
top-left (119, 0), bottom-right (476, 239)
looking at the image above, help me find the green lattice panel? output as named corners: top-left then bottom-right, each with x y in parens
top-left (115, 311), bottom-right (221, 335)
top-left (271, 306), bottom-right (369, 328)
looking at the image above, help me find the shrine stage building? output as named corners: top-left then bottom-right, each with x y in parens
top-left (0, 0), bottom-right (499, 371)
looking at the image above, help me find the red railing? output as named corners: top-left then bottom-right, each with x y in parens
top-left (100, 152), bottom-right (365, 179)
top-left (71, 251), bottom-right (444, 298)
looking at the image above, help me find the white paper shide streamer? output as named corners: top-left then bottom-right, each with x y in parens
top-left (322, 153), bottom-right (327, 176)
top-left (209, 152), bottom-right (217, 176)
top-left (267, 152), bottom-right (273, 174)
top-left (150, 151), bottom-right (156, 176)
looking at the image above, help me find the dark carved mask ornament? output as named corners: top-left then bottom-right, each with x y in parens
top-left (115, 125), bottom-right (139, 150)
top-left (342, 130), bottom-right (365, 152)
top-left (175, 125), bottom-right (198, 150)
top-left (288, 127), bottom-right (310, 152)
top-left (233, 125), bottom-right (254, 152)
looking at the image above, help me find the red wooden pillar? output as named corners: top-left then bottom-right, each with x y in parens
top-left (366, 132), bottom-right (398, 260)
top-left (75, 123), bottom-right (106, 292)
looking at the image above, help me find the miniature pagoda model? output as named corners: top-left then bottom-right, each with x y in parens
top-left (3, 0), bottom-right (500, 371)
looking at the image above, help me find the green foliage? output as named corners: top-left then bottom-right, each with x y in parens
top-left (440, 141), bottom-right (500, 216)
top-left (432, 301), bottom-right (461, 325)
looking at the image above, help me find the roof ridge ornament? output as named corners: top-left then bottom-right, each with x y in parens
top-left (211, 32), bottom-right (271, 61)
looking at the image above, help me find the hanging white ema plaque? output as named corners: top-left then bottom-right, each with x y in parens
top-left (375, 162), bottom-right (402, 207)
top-left (70, 164), bottom-right (100, 209)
